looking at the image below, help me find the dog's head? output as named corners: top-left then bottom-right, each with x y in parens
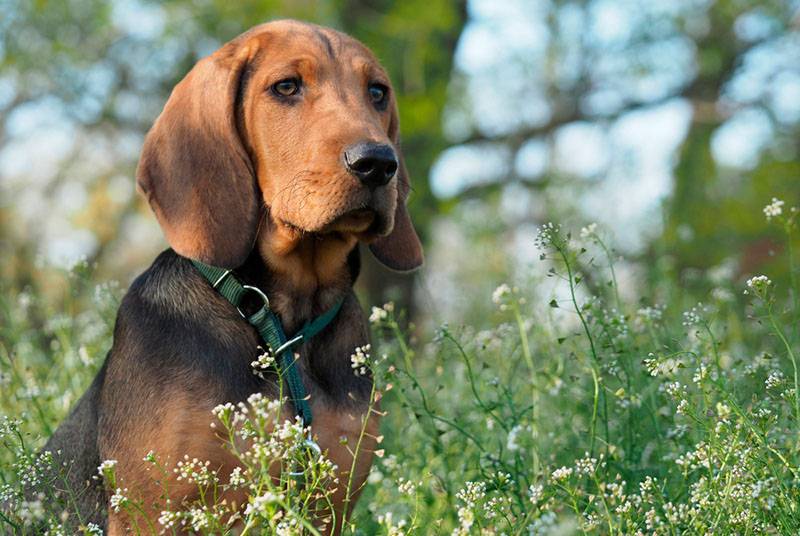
top-left (136, 20), bottom-right (423, 273)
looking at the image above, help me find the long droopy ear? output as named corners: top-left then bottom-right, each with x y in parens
top-left (136, 42), bottom-right (260, 269)
top-left (368, 103), bottom-right (424, 271)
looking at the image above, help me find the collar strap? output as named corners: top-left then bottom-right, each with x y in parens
top-left (190, 259), bottom-right (344, 427)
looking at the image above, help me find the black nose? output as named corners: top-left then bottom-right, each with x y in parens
top-left (344, 142), bottom-right (398, 188)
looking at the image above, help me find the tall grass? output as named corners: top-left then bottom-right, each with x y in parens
top-left (2, 199), bottom-right (800, 534)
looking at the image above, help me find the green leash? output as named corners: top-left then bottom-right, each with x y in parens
top-left (190, 259), bottom-right (343, 427)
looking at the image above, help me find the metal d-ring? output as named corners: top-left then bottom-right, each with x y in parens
top-left (288, 437), bottom-right (323, 477)
top-left (237, 284), bottom-right (270, 318)
top-left (273, 334), bottom-right (304, 356)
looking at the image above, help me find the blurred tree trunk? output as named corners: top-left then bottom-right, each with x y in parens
top-left (663, 4), bottom-right (772, 282)
top-left (0, 0), bottom-right (467, 321)
top-left (340, 0), bottom-right (468, 317)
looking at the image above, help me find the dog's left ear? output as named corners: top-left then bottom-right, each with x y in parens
top-left (136, 41), bottom-right (260, 269)
top-left (368, 103), bottom-right (424, 272)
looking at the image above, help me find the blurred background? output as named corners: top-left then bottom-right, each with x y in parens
top-left (1, 0), bottom-right (800, 322)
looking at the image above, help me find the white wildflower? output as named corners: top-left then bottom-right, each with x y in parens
top-left (580, 222), bottom-right (597, 239)
top-left (664, 381), bottom-right (683, 398)
top-left (378, 512), bottom-right (408, 535)
top-left (250, 349), bottom-right (276, 377)
top-left (692, 364), bottom-right (708, 385)
top-left (575, 454), bottom-right (598, 475)
top-left (397, 477), bottom-right (417, 496)
top-left (766, 370), bottom-right (785, 390)
top-left (528, 484), bottom-right (543, 504)
top-left (637, 305), bottom-right (664, 323)
top-left (454, 507), bottom-right (474, 535)
top-left (78, 346), bottom-right (93, 366)
top-left (507, 424), bottom-right (527, 452)
top-left (643, 353), bottom-right (683, 377)
top-left (18, 495), bottom-right (45, 523)
top-left (369, 302), bottom-right (394, 325)
top-left (682, 304), bottom-right (705, 326)
top-left (455, 481), bottom-right (486, 508)
top-left (369, 306), bottom-right (388, 324)
top-left (98, 459), bottom-right (117, 474)
top-left (85, 523), bottom-right (103, 535)
top-left (158, 510), bottom-right (179, 528)
top-left (551, 466), bottom-right (573, 481)
top-left (174, 456), bottom-right (216, 486)
top-left (188, 507), bottom-right (208, 531)
top-left (763, 198), bottom-right (784, 221)
top-left (492, 284), bottom-right (511, 310)
top-left (350, 344), bottom-right (371, 376)
top-left (245, 491), bottom-right (285, 516)
top-left (228, 466), bottom-right (246, 487)
top-left (534, 222), bottom-right (561, 250)
top-left (745, 275), bottom-right (772, 297)
top-left (109, 488), bottom-right (129, 513)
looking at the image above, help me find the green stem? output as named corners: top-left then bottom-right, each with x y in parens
top-left (589, 366), bottom-right (600, 458)
top-left (787, 225), bottom-right (798, 342)
top-left (768, 303), bottom-right (800, 423)
top-left (595, 236), bottom-right (622, 311)
top-left (444, 332), bottom-right (509, 431)
top-left (341, 380), bottom-right (377, 531)
top-left (0, 510), bottom-right (20, 532)
top-left (512, 305), bottom-right (539, 478)
top-left (703, 321), bottom-right (724, 386)
top-left (558, 244), bottom-right (604, 458)
top-left (513, 306), bottom-right (534, 373)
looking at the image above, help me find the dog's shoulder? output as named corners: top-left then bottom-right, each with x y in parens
top-left (126, 249), bottom-right (209, 315)
top-left (111, 250), bottom-right (260, 376)
top-left (120, 249), bottom-right (245, 327)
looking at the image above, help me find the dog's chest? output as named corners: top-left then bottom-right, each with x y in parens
top-left (310, 401), bottom-right (380, 487)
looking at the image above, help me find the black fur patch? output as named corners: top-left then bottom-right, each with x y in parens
top-left (43, 248), bottom-right (372, 530)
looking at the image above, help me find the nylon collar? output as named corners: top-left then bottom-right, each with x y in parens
top-left (190, 259), bottom-right (344, 427)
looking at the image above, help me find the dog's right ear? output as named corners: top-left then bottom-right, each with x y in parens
top-left (136, 42), bottom-right (260, 269)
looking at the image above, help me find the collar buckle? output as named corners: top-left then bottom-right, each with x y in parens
top-left (288, 436), bottom-right (323, 477)
top-left (191, 258), bottom-right (345, 429)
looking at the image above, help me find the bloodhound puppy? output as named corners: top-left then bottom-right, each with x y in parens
top-left (44, 19), bottom-right (422, 534)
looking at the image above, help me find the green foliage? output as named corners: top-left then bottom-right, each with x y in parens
top-left (4, 200), bottom-right (800, 533)
top-left (3, 0), bottom-right (800, 533)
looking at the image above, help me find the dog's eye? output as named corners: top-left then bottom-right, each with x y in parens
top-left (368, 83), bottom-right (388, 105)
top-left (272, 78), bottom-right (301, 97)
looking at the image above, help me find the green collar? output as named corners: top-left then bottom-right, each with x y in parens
top-left (191, 259), bottom-right (344, 427)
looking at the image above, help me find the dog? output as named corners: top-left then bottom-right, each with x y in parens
top-left (43, 19), bottom-right (423, 533)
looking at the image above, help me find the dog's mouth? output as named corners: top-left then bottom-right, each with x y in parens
top-left (272, 184), bottom-right (397, 239)
top-left (276, 206), bottom-right (389, 240)
top-left (322, 207), bottom-right (377, 234)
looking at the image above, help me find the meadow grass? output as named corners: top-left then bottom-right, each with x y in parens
top-left (2, 199), bottom-right (800, 534)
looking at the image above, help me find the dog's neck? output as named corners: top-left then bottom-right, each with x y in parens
top-left (246, 219), bottom-right (359, 331)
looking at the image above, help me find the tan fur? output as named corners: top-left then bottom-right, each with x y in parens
top-left (111, 19), bottom-right (423, 534)
top-left (105, 393), bottom-right (378, 534)
top-left (105, 394), bottom-right (247, 533)
top-left (311, 404), bottom-right (381, 532)
top-left (136, 20), bottom-right (423, 277)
